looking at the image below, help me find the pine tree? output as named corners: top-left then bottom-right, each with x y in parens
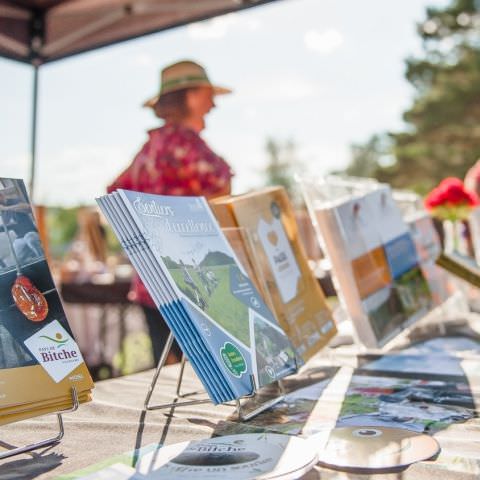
top-left (347, 0), bottom-right (480, 193)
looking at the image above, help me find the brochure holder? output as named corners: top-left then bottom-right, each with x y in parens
top-left (143, 334), bottom-right (289, 421)
top-left (0, 387), bottom-right (79, 460)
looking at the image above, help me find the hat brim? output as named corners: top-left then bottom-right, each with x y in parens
top-left (143, 84), bottom-right (232, 108)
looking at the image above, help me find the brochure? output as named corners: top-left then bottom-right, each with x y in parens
top-left (302, 181), bottom-right (432, 347)
top-left (407, 212), bottom-right (449, 306)
top-left (97, 191), bottom-right (298, 404)
top-left (214, 372), bottom-right (476, 438)
top-left (0, 178), bottom-right (93, 426)
top-left (211, 187), bottom-right (336, 361)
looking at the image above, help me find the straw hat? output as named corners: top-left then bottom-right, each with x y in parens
top-left (143, 60), bottom-right (232, 108)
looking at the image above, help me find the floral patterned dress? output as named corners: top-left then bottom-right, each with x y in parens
top-left (108, 124), bottom-right (233, 306)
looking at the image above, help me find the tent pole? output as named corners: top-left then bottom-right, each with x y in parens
top-left (29, 64), bottom-right (39, 201)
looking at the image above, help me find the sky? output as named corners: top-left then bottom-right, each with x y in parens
top-left (0, 0), bottom-right (449, 206)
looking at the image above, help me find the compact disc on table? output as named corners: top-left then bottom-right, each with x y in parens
top-left (316, 426), bottom-right (440, 474)
top-left (136, 433), bottom-right (318, 480)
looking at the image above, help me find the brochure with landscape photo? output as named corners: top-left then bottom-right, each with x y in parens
top-left (211, 187), bottom-right (336, 361)
top-left (214, 372), bottom-right (477, 438)
top-left (302, 182), bottom-right (433, 347)
top-left (98, 190), bottom-right (298, 403)
top-left (407, 213), bottom-right (449, 305)
top-left (0, 178), bottom-right (93, 426)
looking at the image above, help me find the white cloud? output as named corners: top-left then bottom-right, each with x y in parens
top-left (132, 52), bottom-right (155, 67)
top-left (187, 13), bottom-right (262, 40)
top-left (233, 74), bottom-right (324, 102)
top-left (187, 14), bottom-right (238, 39)
top-left (34, 145), bottom-right (131, 206)
top-left (296, 143), bottom-right (350, 176)
top-left (245, 18), bottom-right (262, 31)
top-left (304, 28), bottom-right (344, 54)
top-left (2, 153), bottom-right (29, 178)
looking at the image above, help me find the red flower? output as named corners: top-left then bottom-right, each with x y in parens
top-left (425, 177), bottom-right (478, 210)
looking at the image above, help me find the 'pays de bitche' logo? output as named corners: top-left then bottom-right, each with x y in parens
top-left (38, 332), bottom-right (79, 362)
top-left (24, 320), bottom-right (83, 383)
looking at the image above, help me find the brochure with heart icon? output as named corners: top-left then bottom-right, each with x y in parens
top-left (211, 187), bottom-right (336, 362)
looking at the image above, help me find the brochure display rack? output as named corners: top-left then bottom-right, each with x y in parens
top-left (143, 331), bottom-right (290, 421)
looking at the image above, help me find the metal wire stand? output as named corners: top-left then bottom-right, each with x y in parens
top-left (0, 387), bottom-right (79, 460)
top-left (144, 332), bottom-right (289, 421)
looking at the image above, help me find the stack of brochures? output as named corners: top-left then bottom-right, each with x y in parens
top-left (97, 190), bottom-right (298, 404)
top-left (211, 187), bottom-right (336, 361)
top-left (301, 178), bottom-right (432, 348)
top-left (0, 178), bottom-right (94, 426)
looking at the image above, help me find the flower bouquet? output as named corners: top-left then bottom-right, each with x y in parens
top-left (424, 177), bottom-right (478, 254)
top-left (425, 177), bottom-right (478, 220)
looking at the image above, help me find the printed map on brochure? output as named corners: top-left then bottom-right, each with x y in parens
top-left (118, 190), bottom-right (297, 390)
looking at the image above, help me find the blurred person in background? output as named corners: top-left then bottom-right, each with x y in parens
top-left (108, 60), bottom-right (233, 365)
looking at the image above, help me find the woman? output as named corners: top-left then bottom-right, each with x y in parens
top-left (108, 60), bottom-right (233, 365)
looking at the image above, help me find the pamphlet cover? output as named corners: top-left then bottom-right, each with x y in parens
top-left (106, 190), bottom-right (298, 400)
top-left (211, 187), bottom-right (336, 361)
top-left (303, 184), bottom-right (432, 347)
top-left (0, 178), bottom-right (93, 425)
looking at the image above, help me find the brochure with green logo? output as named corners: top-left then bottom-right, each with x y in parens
top-left (98, 191), bottom-right (297, 403)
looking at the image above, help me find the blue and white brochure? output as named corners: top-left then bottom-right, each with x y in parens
top-left (99, 191), bottom-right (298, 402)
top-left (97, 195), bottom-right (231, 403)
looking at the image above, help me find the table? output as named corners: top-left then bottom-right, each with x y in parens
top-left (60, 279), bottom-right (135, 377)
top-left (1, 318), bottom-right (480, 479)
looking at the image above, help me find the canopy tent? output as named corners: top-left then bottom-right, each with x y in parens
top-left (0, 0), bottom-right (282, 196)
top-left (0, 0), bottom-right (280, 65)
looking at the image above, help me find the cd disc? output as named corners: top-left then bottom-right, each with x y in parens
top-left (317, 426), bottom-right (440, 474)
top-left (137, 433), bottom-right (318, 479)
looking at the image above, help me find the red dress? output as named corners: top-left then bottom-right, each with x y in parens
top-left (107, 124), bottom-right (233, 306)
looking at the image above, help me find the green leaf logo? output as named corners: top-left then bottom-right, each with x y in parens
top-left (40, 333), bottom-right (69, 348)
top-left (220, 342), bottom-right (247, 378)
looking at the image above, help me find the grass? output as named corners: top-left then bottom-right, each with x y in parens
top-left (168, 265), bottom-right (250, 347)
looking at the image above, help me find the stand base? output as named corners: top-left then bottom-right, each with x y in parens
top-left (144, 332), bottom-right (287, 420)
top-left (0, 387), bottom-right (79, 460)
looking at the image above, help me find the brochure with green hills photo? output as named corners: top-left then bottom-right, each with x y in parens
top-left (98, 191), bottom-right (298, 403)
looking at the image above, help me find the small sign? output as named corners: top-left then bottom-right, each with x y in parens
top-left (24, 320), bottom-right (83, 383)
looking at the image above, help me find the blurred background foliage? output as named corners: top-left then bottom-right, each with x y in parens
top-left (342, 0), bottom-right (480, 194)
top-left (46, 206), bottom-right (121, 260)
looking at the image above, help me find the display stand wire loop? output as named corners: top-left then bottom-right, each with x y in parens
top-left (144, 332), bottom-right (210, 411)
top-left (175, 355), bottom-right (205, 398)
top-left (0, 387), bottom-right (79, 460)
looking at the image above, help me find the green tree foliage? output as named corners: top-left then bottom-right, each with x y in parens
top-left (345, 0), bottom-right (480, 193)
top-left (47, 207), bottom-right (80, 259)
top-left (264, 137), bottom-right (303, 204)
top-left (345, 134), bottom-right (393, 178)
